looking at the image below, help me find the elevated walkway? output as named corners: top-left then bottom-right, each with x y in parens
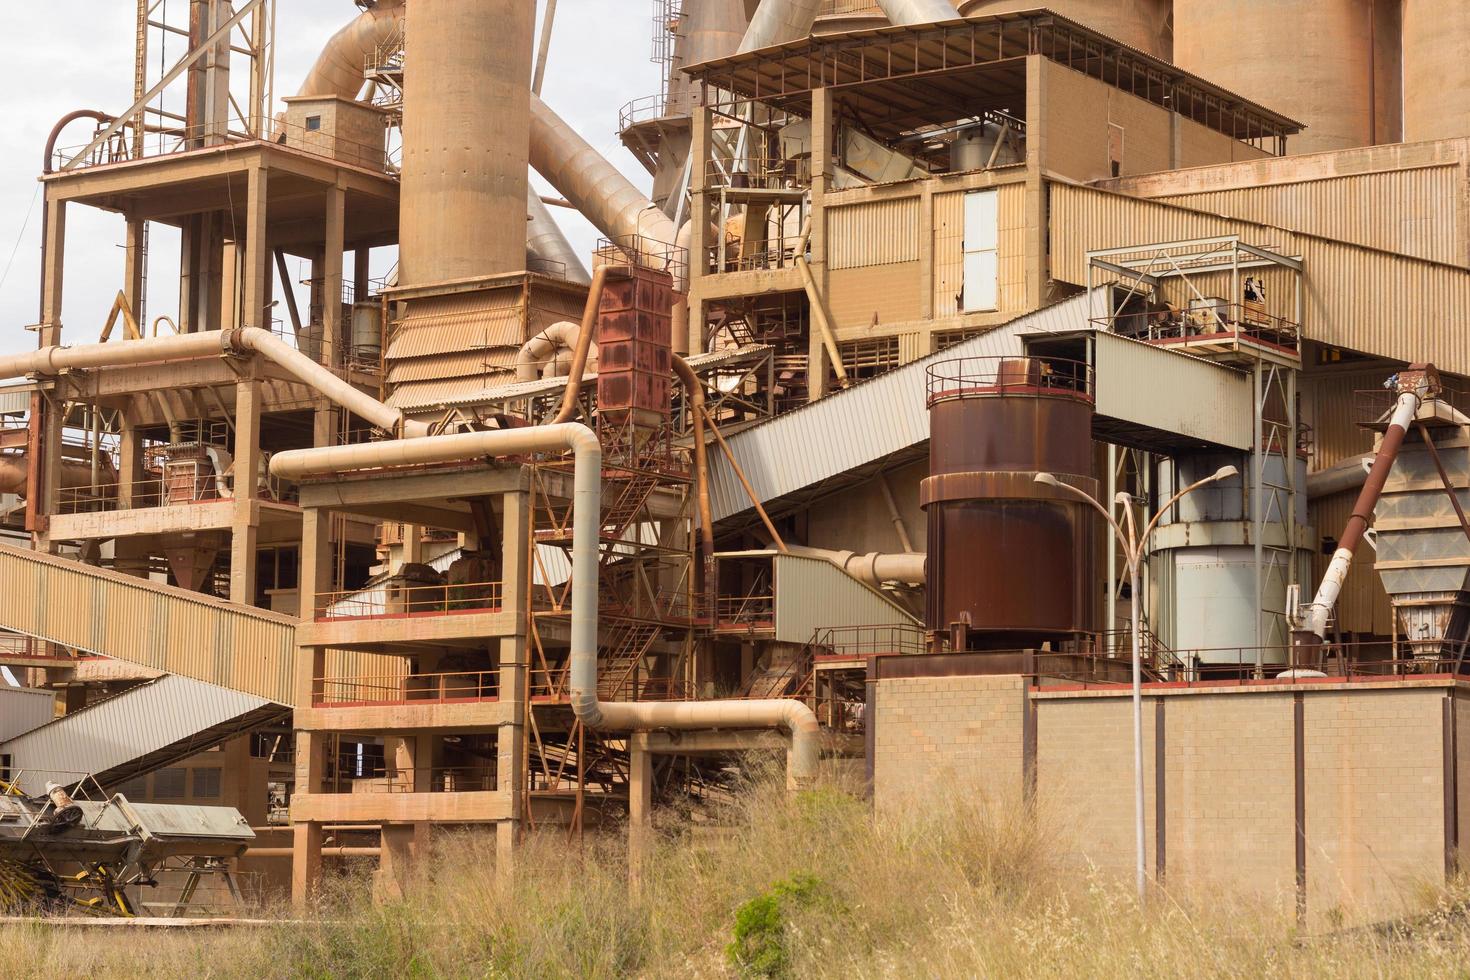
top-left (0, 673), bottom-right (286, 794)
top-left (0, 541), bottom-right (297, 705)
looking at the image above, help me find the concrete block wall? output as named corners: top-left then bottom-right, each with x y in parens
top-left (871, 674), bottom-right (1026, 810)
top-left (872, 671), bottom-right (1460, 921)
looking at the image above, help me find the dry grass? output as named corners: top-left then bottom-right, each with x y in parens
top-left (4, 769), bottom-right (1470, 978)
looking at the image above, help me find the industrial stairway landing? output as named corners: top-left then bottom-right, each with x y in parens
top-left (0, 540), bottom-right (298, 706)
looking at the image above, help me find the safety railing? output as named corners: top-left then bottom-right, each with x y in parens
top-left (619, 90), bottom-right (698, 132)
top-left (1354, 380), bottom-right (1469, 427)
top-left (706, 234), bottom-right (808, 275)
top-left (312, 670), bottom-right (499, 708)
top-left (714, 594), bottom-right (775, 632)
top-left (313, 581), bottom-right (503, 621)
top-left (0, 634), bottom-right (76, 661)
top-left (52, 117), bottom-right (393, 176)
top-left (926, 355), bottom-right (1094, 406)
top-left (809, 623), bottom-right (927, 660)
top-left (328, 766), bottom-right (497, 795)
top-left (1094, 303), bottom-right (1300, 355)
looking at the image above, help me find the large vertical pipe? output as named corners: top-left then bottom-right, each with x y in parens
top-left (738, 0), bottom-right (824, 52)
top-left (399, 0), bottom-right (532, 286)
top-left (874, 0), bottom-right (958, 26)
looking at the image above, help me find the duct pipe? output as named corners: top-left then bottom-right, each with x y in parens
top-left (0, 457), bottom-right (112, 498)
top-left (738, 0), bottom-right (824, 52)
top-left (877, 472), bottom-right (915, 553)
top-left (551, 265), bottom-right (613, 425)
top-left (783, 544), bottom-right (926, 588)
top-left (527, 190), bottom-right (591, 284)
top-left (296, 0), bottom-right (405, 102)
top-left (1291, 386), bottom-right (1422, 648)
top-left (516, 320), bottom-right (594, 382)
top-left (874, 0), bottom-right (959, 25)
top-left (0, 329), bottom-right (428, 437)
top-left (268, 427), bottom-right (819, 785)
top-left (529, 95), bottom-right (679, 260)
top-left (1306, 453), bottom-right (1372, 500)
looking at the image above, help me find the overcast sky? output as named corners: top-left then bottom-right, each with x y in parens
top-left (0, 1), bottom-right (657, 356)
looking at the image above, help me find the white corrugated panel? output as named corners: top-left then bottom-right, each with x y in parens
top-left (708, 293), bottom-right (1095, 522)
top-left (772, 554), bottom-right (918, 643)
top-left (1092, 332), bottom-right (1254, 451)
top-left (0, 688), bottom-right (54, 741)
top-left (0, 674), bottom-right (274, 793)
top-left (828, 198), bottom-right (921, 270)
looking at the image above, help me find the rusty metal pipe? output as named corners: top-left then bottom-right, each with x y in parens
top-left (1296, 387), bottom-right (1421, 642)
top-left (552, 265), bottom-right (612, 424)
top-left (673, 355), bottom-right (716, 568)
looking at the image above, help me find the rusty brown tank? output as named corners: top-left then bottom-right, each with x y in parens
top-left (921, 356), bottom-right (1097, 651)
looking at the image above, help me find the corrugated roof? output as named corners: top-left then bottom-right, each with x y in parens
top-left (0, 674), bottom-right (279, 793)
top-left (707, 295), bottom-right (1093, 522)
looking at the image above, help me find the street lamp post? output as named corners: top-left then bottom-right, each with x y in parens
top-left (1034, 464), bottom-right (1238, 902)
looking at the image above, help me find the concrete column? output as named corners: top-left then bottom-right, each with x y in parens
top-left (353, 246), bottom-right (372, 301)
top-left (496, 486), bottom-right (529, 864)
top-left (322, 184), bottom-right (346, 368)
top-left (291, 820), bottom-right (322, 906)
top-left (123, 214), bottom-right (146, 330)
top-left (628, 734), bottom-right (654, 887)
top-left (117, 413), bottom-right (146, 511)
top-left (243, 166), bottom-right (269, 329)
top-left (807, 87), bottom-right (833, 402)
top-left (291, 723), bottom-right (327, 906)
top-left (299, 508), bottom-right (332, 621)
top-left (688, 105), bottom-right (714, 355)
top-left (39, 195), bottom-right (66, 347)
top-left (1023, 55), bottom-right (1047, 311)
top-left (36, 394), bottom-right (64, 553)
top-left (377, 824), bottom-right (417, 900)
top-left (229, 377), bottom-right (261, 604)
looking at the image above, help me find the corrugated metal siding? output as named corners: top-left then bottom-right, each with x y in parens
top-left (0, 688), bottom-right (54, 741)
top-left (1154, 166), bottom-right (1460, 266)
top-left (932, 184), bottom-right (1027, 317)
top-left (772, 554), bottom-right (918, 643)
top-left (1093, 332), bottom-right (1254, 450)
top-left (386, 291), bottom-right (524, 359)
top-left (708, 293), bottom-right (1094, 522)
top-left (1301, 368), bottom-right (1385, 470)
top-left (1050, 184), bottom-right (1470, 378)
top-left (0, 543), bottom-right (297, 705)
top-left (828, 198), bottom-right (920, 270)
top-left (0, 674), bottom-right (270, 792)
top-left (933, 191), bottom-right (964, 317)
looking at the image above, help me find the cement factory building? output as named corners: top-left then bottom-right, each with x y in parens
top-left (3, 0), bottom-right (1470, 921)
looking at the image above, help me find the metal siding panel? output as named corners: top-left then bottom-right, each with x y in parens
top-left (1093, 332), bottom-right (1254, 451)
top-left (0, 674), bottom-right (271, 789)
top-left (0, 689), bottom-right (56, 741)
top-left (828, 198), bottom-right (921, 270)
top-left (1050, 184), bottom-right (1470, 378)
top-left (1155, 166), bottom-right (1460, 266)
top-left (933, 191), bottom-right (965, 317)
top-left (771, 554), bottom-right (917, 643)
top-left (708, 294), bottom-right (1095, 521)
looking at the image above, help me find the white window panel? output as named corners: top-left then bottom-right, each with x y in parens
top-left (963, 189), bottom-right (999, 251)
top-left (962, 189), bottom-right (999, 312)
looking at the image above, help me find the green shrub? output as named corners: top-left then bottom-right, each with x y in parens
top-left (726, 873), bottom-right (825, 978)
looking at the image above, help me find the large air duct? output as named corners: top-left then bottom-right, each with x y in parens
top-left (526, 190), bottom-right (591, 284)
top-left (529, 94), bottom-right (678, 254)
top-left (399, 0), bottom-right (532, 286)
top-left (297, 0), bottom-right (405, 102)
top-left (269, 426), bottom-right (819, 785)
top-left (0, 329), bottom-right (428, 438)
top-left (874, 0), bottom-right (958, 26)
top-left (738, 0), bottom-right (824, 52)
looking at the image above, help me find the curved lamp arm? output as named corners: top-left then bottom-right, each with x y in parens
top-left (1034, 472), bottom-right (1134, 564)
top-left (1141, 465), bottom-right (1240, 545)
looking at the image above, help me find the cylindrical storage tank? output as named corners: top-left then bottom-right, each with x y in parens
top-left (1173, 0), bottom-right (1373, 154)
top-left (1403, 0), bottom-right (1470, 141)
top-left (1151, 452), bottom-right (1310, 669)
top-left (399, 0), bottom-right (532, 286)
top-left (958, 0), bottom-right (1172, 60)
top-left (921, 356), bottom-right (1097, 650)
top-left (951, 122), bottom-right (1022, 171)
top-left (351, 301), bottom-right (383, 363)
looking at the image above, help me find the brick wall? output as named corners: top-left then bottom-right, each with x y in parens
top-left (871, 674), bottom-right (1026, 810)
